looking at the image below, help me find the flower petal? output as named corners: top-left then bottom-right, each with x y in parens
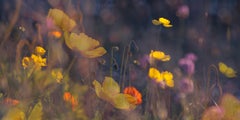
top-left (152, 19), bottom-right (161, 25)
top-left (159, 17), bottom-right (170, 24)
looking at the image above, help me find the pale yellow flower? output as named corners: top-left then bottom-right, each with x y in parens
top-left (51, 69), bottom-right (63, 83)
top-left (47, 8), bottom-right (76, 31)
top-left (218, 62), bottom-right (237, 78)
top-left (92, 77), bottom-right (136, 110)
top-left (65, 32), bottom-right (107, 58)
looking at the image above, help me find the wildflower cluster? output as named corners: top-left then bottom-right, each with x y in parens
top-left (22, 46), bottom-right (47, 69)
top-left (148, 50), bottom-right (174, 89)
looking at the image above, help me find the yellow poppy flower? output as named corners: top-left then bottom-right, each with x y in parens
top-left (218, 62), bottom-right (237, 78)
top-left (92, 77), bottom-right (136, 110)
top-left (148, 67), bottom-right (163, 82)
top-left (31, 54), bottom-right (47, 68)
top-left (149, 50), bottom-right (171, 61)
top-left (152, 17), bottom-right (172, 27)
top-left (47, 8), bottom-right (76, 31)
top-left (22, 57), bottom-right (31, 68)
top-left (65, 32), bottom-right (107, 58)
top-left (148, 67), bottom-right (174, 88)
top-left (162, 71), bottom-right (174, 87)
top-left (35, 46), bottom-right (46, 56)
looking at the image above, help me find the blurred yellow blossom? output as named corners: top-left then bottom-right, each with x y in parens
top-left (31, 54), bottom-right (47, 68)
top-left (218, 62), bottom-right (237, 78)
top-left (93, 76), bottom-right (136, 110)
top-left (149, 50), bottom-right (171, 62)
top-left (65, 32), bottom-right (107, 58)
top-left (22, 57), bottom-right (31, 68)
top-left (51, 69), bottom-right (63, 83)
top-left (47, 8), bottom-right (76, 31)
top-left (22, 46), bottom-right (47, 69)
top-left (202, 93), bottom-right (240, 120)
top-left (152, 17), bottom-right (172, 27)
top-left (35, 46), bottom-right (46, 56)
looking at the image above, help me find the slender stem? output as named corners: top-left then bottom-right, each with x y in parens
top-left (110, 47), bottom-right (114, 77)
top-left (64, 56), bottom-right (77, 77)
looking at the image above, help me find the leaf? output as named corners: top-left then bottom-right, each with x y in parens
top-left (2, 107), bottom-right (25, 120)
top-left (28, 101), bottom-right (43, 120)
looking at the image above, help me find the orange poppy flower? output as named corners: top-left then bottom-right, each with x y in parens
top-left (2, 98), bottom-right (19, 106)
top-left (63, 92), bottom-right (78, 110)
top-left (123, 87), bottom-right (142, 105)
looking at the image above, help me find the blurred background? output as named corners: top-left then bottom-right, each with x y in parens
top-left (0, 0), bottom-right (240, 119)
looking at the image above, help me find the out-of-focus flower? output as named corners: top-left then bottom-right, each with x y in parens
top-left (148, 67), bottom-right (163, 82)
top-left (149, 50), bottom-right (171, 62)
top-left (63, 92), bottom-right (78, 110)
top-left (64, 32), bottom-right (107, 58)
top-left (176, 5), bottom-right (190, 19)
top-left (152, 17), bottom-right (173, 27)
top-left (22, 57), bottom-right (32, 69)
top-left (179, 53), bottom-right (197, 75)
top-left (31, 54), bottom-right (47, 68)
top-left (178, 77), bottom-right (194, 94)
top-left (185, 53), bottom-right (197, 62)
top-left (22, 46), bottom-right (47, 69)
top-left (162, 71), bottom-right (174, 87)
top-left (51, 69), bottom-right (63, 83)
top-left (47, 8), bottom-right (76, 31)
top-left (201, 93), bottom-right (240, 120)
top-left (148, 67), bottom-right (174, 88)
top-left (92, 76), bottom-right (136, 110)
top-left (123, 87), bottom-right (142, 105)
top-left (35, 46), bottom-right (46, 56)
top-left (218, 62), bottom-right (237, 78)
top-left (49, 31), bottom-right (62, 38)
top-left (1, 98), bottom-right (19, 106)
